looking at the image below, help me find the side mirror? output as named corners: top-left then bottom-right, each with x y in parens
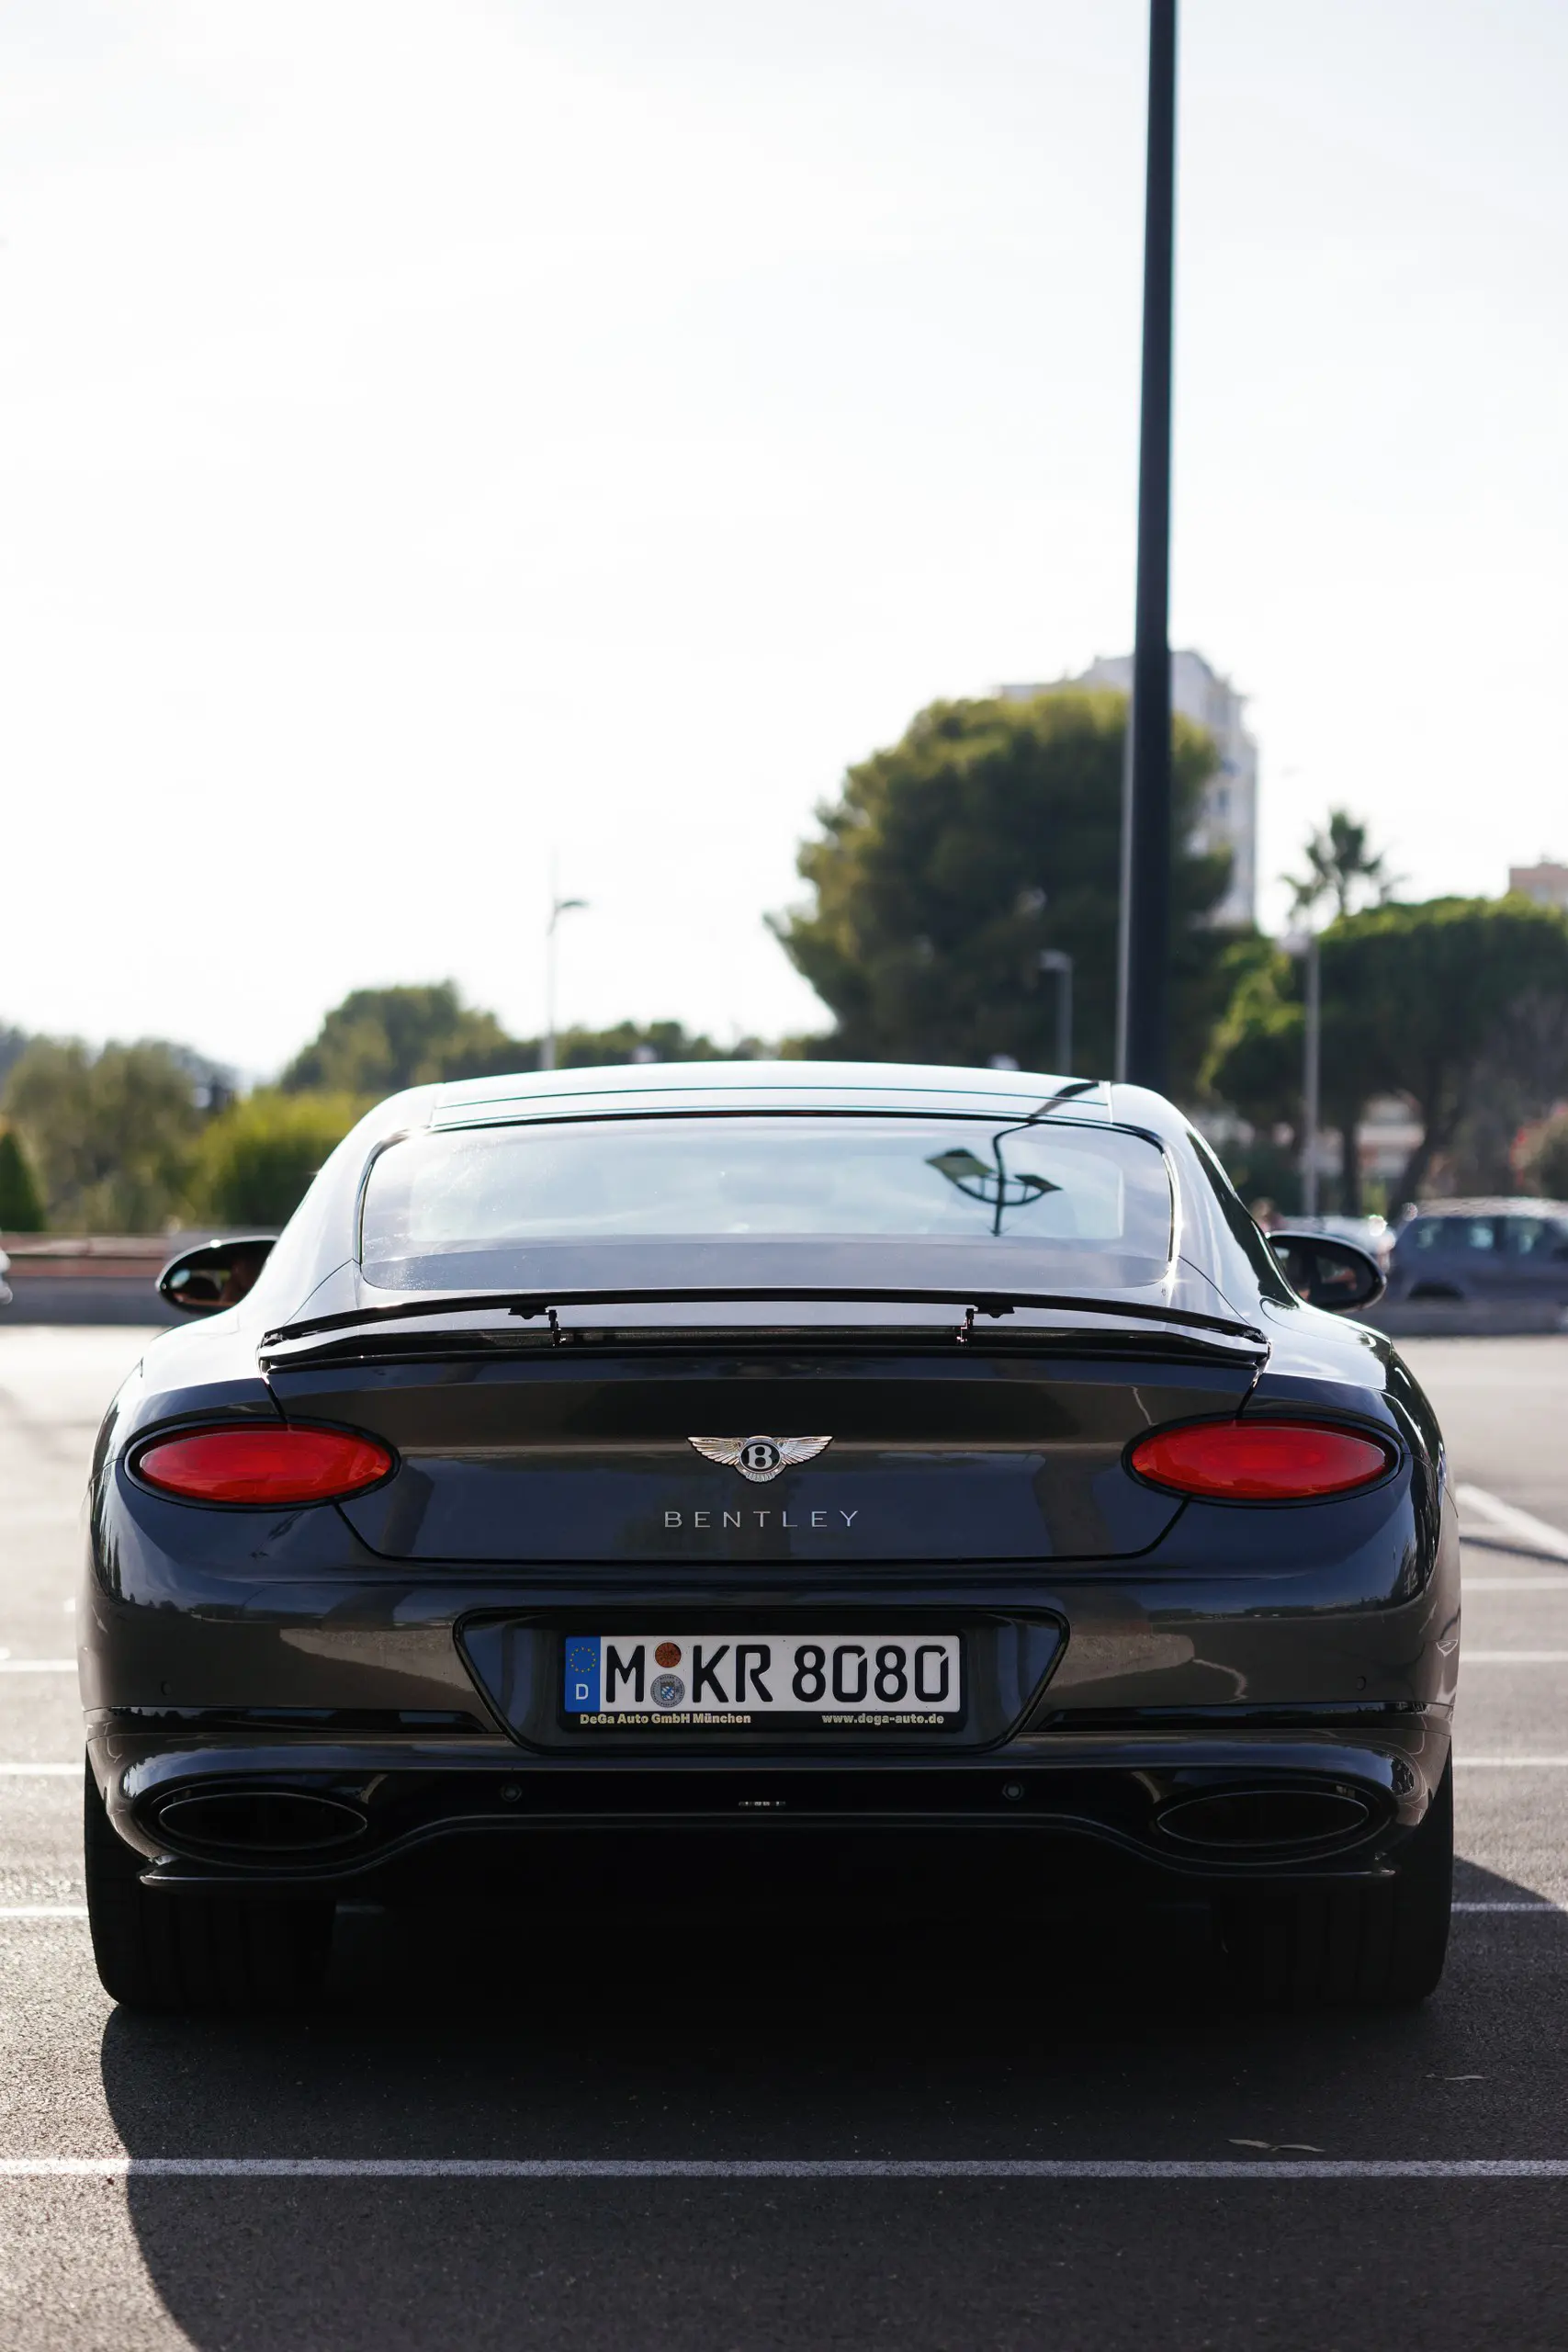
top-left (158, 1235), bottom-right (277, 1317)
top-left (1269, 1231), bottom-right (1387, 1316)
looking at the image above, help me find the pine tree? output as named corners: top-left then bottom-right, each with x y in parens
top-left (0, 1125), bottom-right (46, 1230)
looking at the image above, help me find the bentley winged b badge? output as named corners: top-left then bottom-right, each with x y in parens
top-left (687, 1434), bottom-right (833, 1484)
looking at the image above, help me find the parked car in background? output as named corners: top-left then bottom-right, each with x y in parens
top-left (1384, 1199), bottom-right (1568, 1306)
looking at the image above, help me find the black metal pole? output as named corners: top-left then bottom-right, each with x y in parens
top-left (1117, 0), bottom-right (1178, 1091)
top-left (1040, 950), bottom-right (1074, 1075)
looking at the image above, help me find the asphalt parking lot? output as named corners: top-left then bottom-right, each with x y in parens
top-left (3, 1326), bottom-right (1567, 2349)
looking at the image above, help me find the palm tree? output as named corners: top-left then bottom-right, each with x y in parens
top-left (1286, 809), bottom-right (1400, 923)
top-left (1282, 811), bottom-right (1400, 1217)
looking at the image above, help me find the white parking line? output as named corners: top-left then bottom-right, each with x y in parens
top-left (1461, 1653), bottom-right (1568, 1663)
top-left (0, 1764), bottom-right (76, 1777)
top-left (1458, 1486), bottom-right (1568, 1562)
top-left (0, 1905), bottom-right (86, 1918)
top-left (0, 2155), bottom-right (1567, 2181)
top-left (1452, 1901), bottom-right (1568, 1912)
top-left (0, 1660), bottom-right (76, 1674)
top-left (1462, 1577), bottom-right (1568, 1591)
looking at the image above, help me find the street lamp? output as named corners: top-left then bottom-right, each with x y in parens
top-left (1039, 950), bottom-right (1074, 1076)
top-left (541, 886), bottom-right (588, 1073)
top-left (1117, 0), bottom-right (1179, 1090)
top-left (1284, 928), bottom-right (1321, 1218)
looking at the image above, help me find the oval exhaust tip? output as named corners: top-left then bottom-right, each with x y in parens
top-left (1156, 1787), bottom-right (1371, 1853)
top-left (156, 1790), bottom-right (367, 1856)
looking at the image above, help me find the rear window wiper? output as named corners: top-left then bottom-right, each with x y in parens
top-left (262, 1284), bottom-right (1266, 1350)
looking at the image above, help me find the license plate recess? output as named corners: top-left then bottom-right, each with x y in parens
top-left (457, 1611), bottom-right (1065, 1749)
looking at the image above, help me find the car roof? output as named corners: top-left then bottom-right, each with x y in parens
top-left (1406, 1197), bottom-right (1568, 1219)
top-left (426, 1060), bottom-right (1118, 1131)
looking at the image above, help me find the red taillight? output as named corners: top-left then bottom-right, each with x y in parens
top-left (1128, 1419), bottom-right (1394, 1500)
top-left (134, 1424), bottom-right (393, 1505)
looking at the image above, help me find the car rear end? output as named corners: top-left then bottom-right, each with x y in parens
top-left (81, 1069), bottom-right (1458, 2005)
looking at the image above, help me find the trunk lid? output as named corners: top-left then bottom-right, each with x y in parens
top-left (267, 1335), bottom-right (1260, 1564)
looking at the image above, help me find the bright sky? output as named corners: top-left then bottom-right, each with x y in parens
top-left (2, 0), bottom-right (1564, 1077)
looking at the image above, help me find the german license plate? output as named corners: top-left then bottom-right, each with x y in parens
top-left (561, 1633), bottom-right (963, 1731)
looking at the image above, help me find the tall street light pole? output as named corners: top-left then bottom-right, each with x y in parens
top-left (541, 873), bottom-right (588, 1074)
top-left (1283, 922), bottom-right (1323, 1216)
top-left (1117, 0), bottom-right (1178, 1091)
top-left (1303, 929), bottom-right (1322, 1218)
top-left (1039, 950), bottom-right (1074, 1076)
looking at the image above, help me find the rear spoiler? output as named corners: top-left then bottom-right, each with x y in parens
top-left (262, 1283), bottom-right (1267, 1354)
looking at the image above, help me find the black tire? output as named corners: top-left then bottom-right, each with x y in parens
top-left (85, 1762), bottom-right (335, 2013)
top-left (1215, 1760), bottom-right (1452, 2008)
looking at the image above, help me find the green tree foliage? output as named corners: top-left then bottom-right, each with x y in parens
top-left (771, 690), bottom-right (1236, 1085)
top-left (281, 988), bottom-right (760, 1098)
top-left (1210, 811), bottom-right (1404, 1210)
top-left (1, 1039), bottom-right (207, 1231)
top-left (191, 1091), bottom-right (367, 1227)
top-left (0, 999), bottom-right (766, 1241)
top-left (552, 1021), bottom-right (744, 1069)
top-left (0, 1026), bottom-right (30, 1096)
top-left (1517, 1109), bottom-right (1568, 1201)
top-left (1442, 987), bottom-right (1568, 1196)
top-left (1204, 943), bottom-right (1381, 1213)
top-left (1207, 899), bottom-right (1568, 1209)
top-left (1285, 808), bottom-right (1400, 921)
top-left (281, 984), bottom-right (522, 1095)
top-left (0, 1124), bottom-right (46, 1230)
top-left (1332, 899), bottom-right (1568, 1202)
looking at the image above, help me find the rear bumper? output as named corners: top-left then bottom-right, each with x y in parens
top-left (83, 1465), bottom-right (1461, 1895)
top-left (87, 1713), bottom-right (1452, 1895)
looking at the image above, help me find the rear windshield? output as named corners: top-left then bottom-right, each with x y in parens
top-left (359, 1114), bottom-right (1174, 1293)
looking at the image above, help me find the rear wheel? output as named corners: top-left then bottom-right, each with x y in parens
top-left (85, 1763), bottom-right (334, 2013)
top-left (1215, 1760), bottom-right (1452, 2007)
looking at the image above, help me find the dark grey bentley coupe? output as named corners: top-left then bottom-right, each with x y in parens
top-left (82, 1062), bottom-right (1457, 2010)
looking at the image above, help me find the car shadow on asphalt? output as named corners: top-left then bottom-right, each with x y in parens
top-left (92, 1849), bottom-right (1568, 2351)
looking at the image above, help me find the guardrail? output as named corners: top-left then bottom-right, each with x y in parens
top-left (1363, 1299), bottom-right (1568, 1340)
top-left (0, 1236), bottom-right (186, 1325)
